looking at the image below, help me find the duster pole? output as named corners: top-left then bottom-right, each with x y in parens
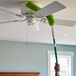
top-left (51, 26), bottom-right (60, 76)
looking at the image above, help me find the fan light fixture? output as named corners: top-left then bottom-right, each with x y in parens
top-left (28, 22), bottom-right (39, 32)
top-left (27, 17), bottom-right (39, 31)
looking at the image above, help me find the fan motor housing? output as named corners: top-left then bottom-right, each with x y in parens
top-left (20, 2), bottom-right (37, 26)
top-left (20, 2), bottom-right (35, 15)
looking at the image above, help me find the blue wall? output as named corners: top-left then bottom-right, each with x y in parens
top-left (0, 41), bottom-right (76, 76)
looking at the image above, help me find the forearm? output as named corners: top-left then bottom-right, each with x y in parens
top-left (55, 72), bottom-right (57, 76)
top-left (55, 63), bottom-right (60, 76)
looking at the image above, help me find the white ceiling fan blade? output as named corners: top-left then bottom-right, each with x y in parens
top-left (35, 1), bottom-right (66, 17)
top-left (0, 20), bottom-right (22, 24)
top-left (55, 19), bottom-right (76, 27)
top-left (0, 7), bottom-right (24, 18)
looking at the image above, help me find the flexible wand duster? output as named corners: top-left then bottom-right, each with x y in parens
top-left (25, 1), bottom-right (60, 76)
top-left (52, 26), bottom-right (60, 76)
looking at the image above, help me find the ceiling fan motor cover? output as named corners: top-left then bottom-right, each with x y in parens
top-left (25, 1), bottom-right (55, 26)
top-left (20, 2), bottom-right (35, 15)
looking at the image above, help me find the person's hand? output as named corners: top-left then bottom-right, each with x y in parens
top-left (54, 63), bottom-right (60, 76)
top-left (54, 63), bottom-right (60, 71)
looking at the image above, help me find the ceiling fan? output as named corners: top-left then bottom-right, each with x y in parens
top-left (0, 1), bottom-right (75, 75)
top-left (0, 0), bottom-right (76, 27)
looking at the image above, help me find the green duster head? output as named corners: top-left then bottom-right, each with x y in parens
top-left (25, 1), bottom-right (41, 11)
top-left (46, 15), bottom-right (55, 26)
top-left (25, 1), bottom-right (55, 26)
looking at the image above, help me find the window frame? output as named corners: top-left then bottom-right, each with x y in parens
top-left (48, 51), bottom-right (74, 76)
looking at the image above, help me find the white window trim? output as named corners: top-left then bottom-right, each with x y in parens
top-left (48, 51), bottom-right (74, 76)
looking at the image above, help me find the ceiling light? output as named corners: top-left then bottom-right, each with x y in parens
top-left (28, 22), bottom-right (40, 32)
top-left (27, 17), bottom-right (40, 32)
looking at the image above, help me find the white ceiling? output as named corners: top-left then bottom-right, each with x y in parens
top-left (0, 0), bottom-right (76, 45)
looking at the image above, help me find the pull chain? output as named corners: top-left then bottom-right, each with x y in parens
top-left (26, 24), bottom-right (28, 45)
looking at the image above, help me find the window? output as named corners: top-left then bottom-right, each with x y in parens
top-left (48, 51), bottom-right (74, 76)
